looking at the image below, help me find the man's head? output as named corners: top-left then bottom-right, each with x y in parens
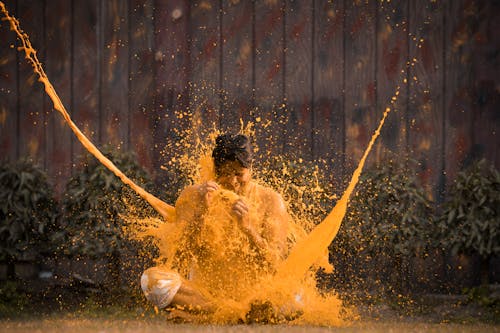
top-left (212, 134), bottom-right (253, 193)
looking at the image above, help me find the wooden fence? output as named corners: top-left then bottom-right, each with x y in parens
top-left (0, 0), bottom-right (498, 200)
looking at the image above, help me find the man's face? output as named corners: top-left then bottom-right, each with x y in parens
top-left (216, 161), bottom-right (251, 194)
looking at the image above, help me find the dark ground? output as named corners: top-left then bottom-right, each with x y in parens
top-left (1, 278), bottom-right (499, 332)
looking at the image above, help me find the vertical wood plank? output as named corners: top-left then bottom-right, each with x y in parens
top-left (220, 0), bottom-right (253, 132)
top-left (45, 0), bottom-right (72, 194)
top-left (376, 0), bottom-right (409, 158)
top-left (254, 0), bottom-right (284, 159)
top-left (344, 0), bottom-right (377, 173)
top-left (129, 0), bottom-right (155, 172)
top-left (313, 0), bottom-right (345, 190)
top-left (469, 1), bottom-right (499, 169)
top-left (101, 0), bottom-right (129, 149)
top-left (445, 0), bottom-right (500, 190)
top-left (409, 0), bottom-right (445, 201)
top-left (17, 0), bottom-right (45, 164)
top-left (444, 0), bottom-right (475, 186)
top-left (152, 0), bottom-right (190, 184)
top-left (190, 0), bottom-right (221, 133)
top-left (0, 0), bottom-right (18, 161)
top-left (155, 1), bottom-right (190, 93)
top-left (284, 0), bottom-right (313, 160)
top-left (72, 0), bottom-right (100, 166)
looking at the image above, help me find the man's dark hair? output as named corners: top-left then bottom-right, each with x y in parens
top-left (212, 134), bottom-right (253, 174)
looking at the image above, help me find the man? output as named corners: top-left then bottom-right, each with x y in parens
top-left (141, 134), bottom-right (293, 315)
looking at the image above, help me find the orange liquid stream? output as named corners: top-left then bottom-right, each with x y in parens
top-left (276, 107), bottom-right (391, 282)
top-left (0, 2), bottom-right (175, 222)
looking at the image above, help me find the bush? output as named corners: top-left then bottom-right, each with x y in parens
top-left (437, 159), bottom-right (499, 285)
top-left (60, 148), bottom-right (158, 281)
top-left (0, 159), bottom-right (58, 275)
top-left (256, 156), bottom-right (335, 230)
top-left (332, 159), bottom-right (434, 293)
top-left (0, 280), bottom-right (29, 316)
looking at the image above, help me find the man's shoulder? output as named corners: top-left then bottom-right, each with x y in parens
top-left (181, 183), bottom-right (200, 193)
top-left (251, 181), bottom-right (282, 202)
top-left (175, 184), bottom-right (202, 205)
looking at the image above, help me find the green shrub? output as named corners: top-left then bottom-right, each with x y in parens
top-left (0, 280), bottom-right (29, 316)
top-left (437, 159), bottom-right (499, 284)
top-left (60, 148), bottom-right (157, 261)
top-left (0, 159), bottom-right (58, 267)
top-left (348, 160), bottom-right (434, 256)
top-left (333, 159), bottom-right (434, 293)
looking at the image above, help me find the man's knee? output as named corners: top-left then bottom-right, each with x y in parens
top-left (141, 267), bottom-right (182, 309)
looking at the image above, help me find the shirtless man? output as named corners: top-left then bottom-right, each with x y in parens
top-left (141, 134), bottom-right (292, 313)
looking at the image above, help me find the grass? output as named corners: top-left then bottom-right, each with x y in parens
top-left (1, 281), bottom-right (499, 332)
top-left (0, 318), bottom-right (499, 333)
top-left (1, 298), bottom-right (499, 333)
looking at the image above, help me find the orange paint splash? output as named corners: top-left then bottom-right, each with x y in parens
top-left (276, 107), bottom-right (391, 282)
top-left (0, 2), bottom-right (175, 222)
top-left (1, 1), bottom-right (396, 325)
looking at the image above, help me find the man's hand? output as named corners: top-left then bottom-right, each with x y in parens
top-left (199, 181), bottom-right (219, 207)
top-left (232, 198), bottom-right (268, 250)
top-left (232, 198), bottom-right (250, 230)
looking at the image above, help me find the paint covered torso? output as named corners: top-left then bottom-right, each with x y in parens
top-left (173, 180), bottom-right (290, 301)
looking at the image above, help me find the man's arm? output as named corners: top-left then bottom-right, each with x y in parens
top-left (230, 188), bottom-right (289, 268)
top-left (175, 181), bottom-right (220, 227)
top-left (175, 186), bottom-right (202, 224)
top-left (262, 191), bottom-right (291, 261)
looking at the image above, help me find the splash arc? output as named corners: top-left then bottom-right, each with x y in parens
top-left (276, 107), bottom-right (391, 282)
top-left (0, 1), bottom-right (175, 222)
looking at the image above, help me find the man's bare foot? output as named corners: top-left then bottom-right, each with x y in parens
top-left (245, 299), bottom-right (303, 324)
top-left (245, 300), bottom-right (276, 323)
top-left (164, 304), bottom-right (213, 323)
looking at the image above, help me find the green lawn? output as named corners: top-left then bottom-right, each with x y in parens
top-left (0, 319), bottom-right (499, 333)
top-left (1, 282), bottom-right (499, 332)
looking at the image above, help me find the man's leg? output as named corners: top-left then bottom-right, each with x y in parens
top-left (171, 279), bottom-right (216, 313)
top-left (141, 266), bottom-right (215, 313)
